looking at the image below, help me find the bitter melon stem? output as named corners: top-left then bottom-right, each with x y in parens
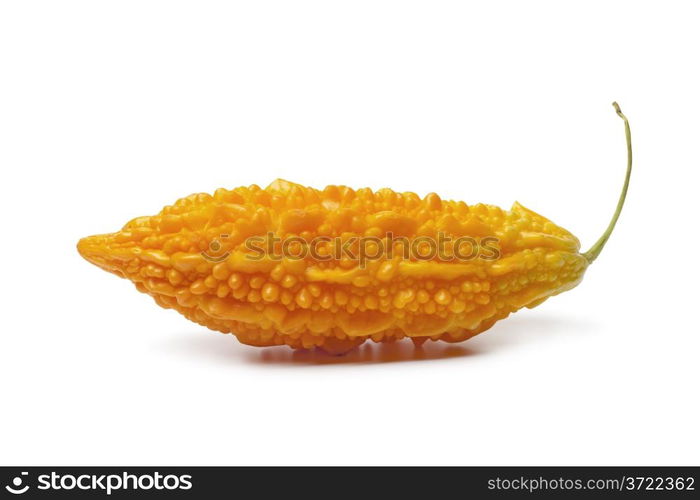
top-left (583, 102), bottom-right (632, 263)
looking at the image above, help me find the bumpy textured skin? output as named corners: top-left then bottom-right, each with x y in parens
top-left (78, 179), bottom-right (588, 354)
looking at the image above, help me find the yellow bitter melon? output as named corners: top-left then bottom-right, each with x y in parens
top-left (78, 103), bottom-right (632, 354)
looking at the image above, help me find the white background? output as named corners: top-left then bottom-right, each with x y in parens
top-left (1, 1), bottom-right (698, 466)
